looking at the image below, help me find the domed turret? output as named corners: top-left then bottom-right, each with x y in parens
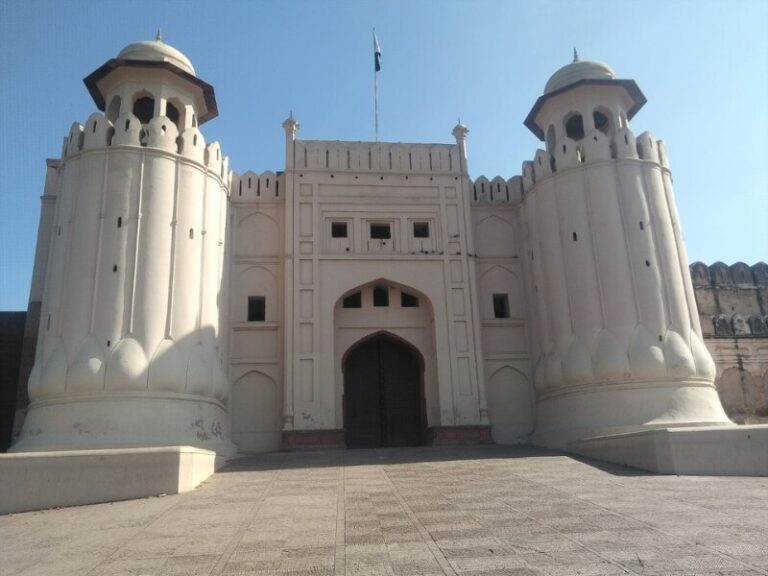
top-left (84, 33), bottom-right (217, 128)
top-left (525, 51), bottom-right (645, 141)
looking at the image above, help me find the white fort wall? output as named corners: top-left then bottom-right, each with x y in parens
top-left (519, 116), bottom-right (729, 448)
top-left (15, 112), bottom-right (235, 454)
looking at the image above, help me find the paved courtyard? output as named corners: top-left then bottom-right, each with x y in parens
top-left (1, 445), bottom-right (767, 576)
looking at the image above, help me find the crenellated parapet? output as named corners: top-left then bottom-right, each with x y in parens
top-left (518, 128), bottom-right (668, 195)
top-left (470, 175), bottom-right (523, 205)
top-left (690, 261), bottom-right (768, 338)
top-left (292, 140), bottom-right (461, 174)
top-left (61, 112), bottom-right (231, 184)
top-left (230, 170), bottom-right (284, 202)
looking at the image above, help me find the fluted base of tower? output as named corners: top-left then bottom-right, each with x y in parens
top-left (533, 379), bottom-right (733, 450)
top-left (11, 394), bottom-right (237, 456)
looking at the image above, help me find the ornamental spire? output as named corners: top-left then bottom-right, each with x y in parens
top-left (156, 28), bottom-right (163, 42)
top-left (573, 47), bottom-right (579, 62)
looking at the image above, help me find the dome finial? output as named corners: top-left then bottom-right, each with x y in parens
top-left (573, 47), bottom-right (579, 62)
top-left (156, 28), bottom-right (163, 42)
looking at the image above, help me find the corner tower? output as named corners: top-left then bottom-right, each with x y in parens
top-left (521, 54), bottom-right (732, 448)
top-left (13, 37), bottom-right (234, 454)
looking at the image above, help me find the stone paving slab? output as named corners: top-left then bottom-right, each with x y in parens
top-left (1, 445), bottom-right (767, 576)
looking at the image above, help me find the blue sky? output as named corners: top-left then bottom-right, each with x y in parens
top-left (0, 0), bottom-right (766, 310)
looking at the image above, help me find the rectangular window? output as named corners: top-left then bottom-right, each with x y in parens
top-left (370, 223), bottom-right (391, 239)
top-left (493, 294), bottom-right (510, 319)
top-left (373, 285), bottom-right (389, 307)
top-left (342, 292), bottom-right (362, 308)
top-left (248, 296), bottom-right (266, 321)
top-left (331, 222), bottom-right (348, 238)
top-left (413, 222), bottom-right (429, 238)
top-left (401, 292), bottom-right (419, 307)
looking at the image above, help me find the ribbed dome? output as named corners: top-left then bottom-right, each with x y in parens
top-left (117, 39), bottom-right (195, 76)
top-left (544, 59), bottom-right (615, 94)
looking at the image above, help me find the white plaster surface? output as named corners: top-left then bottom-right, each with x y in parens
top-left (571, 424), bottom-right (768, 475)
top-left (0, 446), bottom-right (216, 515)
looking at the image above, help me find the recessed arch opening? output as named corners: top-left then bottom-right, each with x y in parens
top-left (132, 91), bottom-right (155, 124)
top-left (564, 112), bottom-right (585, 141)
top-left (342, 330), bottom-right (427, 448)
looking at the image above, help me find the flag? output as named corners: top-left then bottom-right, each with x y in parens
top-left (373, 30), bottom-right (382, 72)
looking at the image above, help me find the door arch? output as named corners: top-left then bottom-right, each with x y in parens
top-left (343, 332), bottom-right (426, 448)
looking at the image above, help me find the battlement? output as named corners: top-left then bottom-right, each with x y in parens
top-left (690, 261), bottom-right (768, 287)
top-left (518, 128), bottom-right (670, 194)
top-left (61, 112), bottom-right (230, 183)
top-left (230, 169), bottom-right (284, 202)
top-left (292, 140), bottom-right (461, 174)
top-left (690, 262), bottom-right (768, 338)
top-left (470, 175), bottom-right (523, 205)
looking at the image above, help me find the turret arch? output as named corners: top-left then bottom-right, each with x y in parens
top-left (107, 95), bottom-right (122, 123)
top-left (564, 111), bottom-right (585, 141)
top-left (131, 89), bottom-right (156, 124)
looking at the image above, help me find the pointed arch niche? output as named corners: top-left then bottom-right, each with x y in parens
top-left (332, 279), bottom-right (440, 429)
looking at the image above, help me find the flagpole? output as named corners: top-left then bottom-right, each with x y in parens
top-left (374, 66), bottom-right (379, 142)
top-left (373, 28), bottom-right (379, 142)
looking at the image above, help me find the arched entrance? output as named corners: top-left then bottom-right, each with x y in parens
top-left (343, 333), bottom-right (425, 448)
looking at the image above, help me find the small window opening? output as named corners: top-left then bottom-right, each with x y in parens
top-left (248, 177), bottom-right (252, 188)
top-left (239, 181), bottom-right (242, 196)
top-left (189, 228), bottom-right (194, 239)
top-left (113, 265), bottom-right (118, 272)
top-left (408, 152), bottom-right (412, 170)
top-left (326, 149), bottom-right (329, 168)
top-left (572, 232), bottom-right (578, 241)
top-left (639, 221), bottom-right (644, 230)
top-left (193, 134), bottom-right (198, 146)
top-left (342, 292), bottom-right (361, 308)
top-left (401, 292), bottom-right (419, 307)
top-left (125, 119), bottom-right (131, 131)
top-left (413, 222), bottom-right (429, 238)
top-left (107, 340), bottom-right (111, 347)
top-left (624, 134), bottom-right (629, 145)
top-left (373, 286), bottom-right (389, 307)
top-left (117, 217), bottom-right (122, 228)
top-left (257, 179), bottom-right (261, 196)
top-left (565, 114), bottom-right (585, 141)
top-left (57, 226), bottom-right (61, 236)
top-left (645, 260), bottom-right (651, 267)
top-left (46, 314), bottom-right (51, 330)
top-left (493, 294), bottom-right (510, 319)
top-left (266, 178), bottom-right (270, 188)
top-left (276, 181), bottom-right (279, 197)
top-left (133, 96), bottom-right (154, 124)
top-left (370, 223), bottom-right (391, 239)
top-left (92, 121), bottom-right (97, 133)
top-left (332, 222), bottom-right (348, 238)
top-left (248, 296), bottom-right (266, 321)
top-left (192, 114), bottom-right (197, 127)
top-left (166, 102), bottom-right (180, 129)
